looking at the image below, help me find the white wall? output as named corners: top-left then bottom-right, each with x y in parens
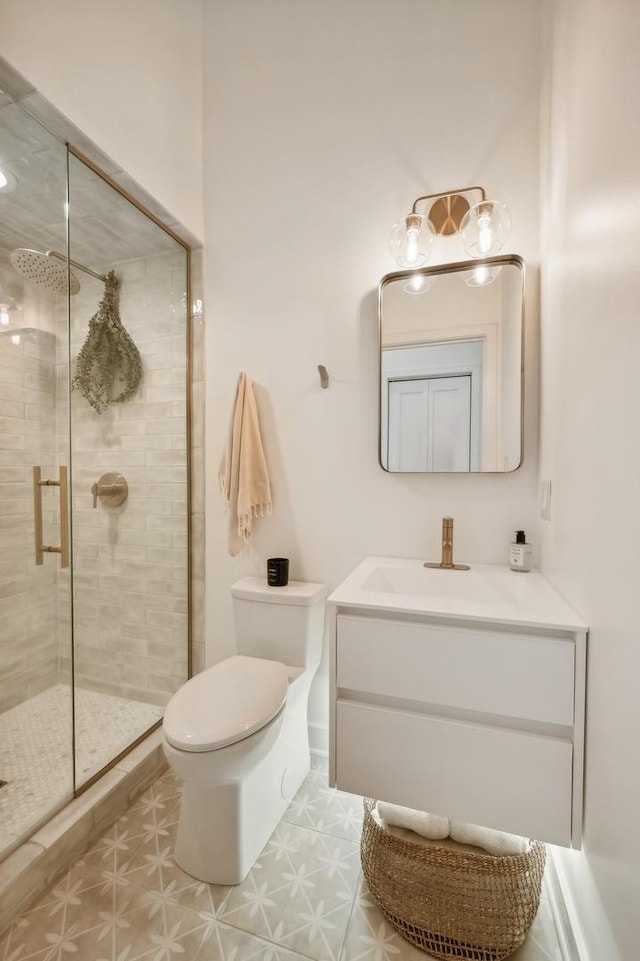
top-left (539, 2), bottom-right (640, 959)
top-left (1, 0), bottom-right (204, 241)
top-left (203, 0), bottom-right (544, 744)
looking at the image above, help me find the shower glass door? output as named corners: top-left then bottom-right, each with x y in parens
top-left (0, 97), bottom-right (74, 856)
top-left (67, 150), bottom-right (190, 790)
top-left (0, 87), bottom-right (190, 861)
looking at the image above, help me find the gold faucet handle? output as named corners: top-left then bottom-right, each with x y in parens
top-left (424, 516), bottom-right (470, 570)
top-left (91, 473), bottom-right (128, 509)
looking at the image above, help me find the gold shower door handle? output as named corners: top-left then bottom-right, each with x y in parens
top-left (33, 465), bottom-right (70, 568)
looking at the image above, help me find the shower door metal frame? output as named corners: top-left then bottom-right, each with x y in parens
top-left (66, 145), bottom-right (194, 796)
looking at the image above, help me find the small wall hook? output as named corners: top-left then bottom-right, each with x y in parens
top-left (317, 364), bottom-right (329, 389)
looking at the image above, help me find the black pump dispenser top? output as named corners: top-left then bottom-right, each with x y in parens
top-left (515, 530), bottom-right (526, 544)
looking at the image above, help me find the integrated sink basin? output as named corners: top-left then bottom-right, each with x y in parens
top-left (360, 563), bottom-right (512, 603)
top-left (327, 556), bottom-right (587, 631)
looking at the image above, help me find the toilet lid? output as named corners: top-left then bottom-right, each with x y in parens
top-left (163, 655), bottom-right (289, 752)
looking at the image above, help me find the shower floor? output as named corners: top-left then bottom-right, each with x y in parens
top-left (0, 685), bottom-right (163, 857)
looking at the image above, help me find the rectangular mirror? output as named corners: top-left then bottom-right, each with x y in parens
top-left (378, 254), bottom-right (524, 473)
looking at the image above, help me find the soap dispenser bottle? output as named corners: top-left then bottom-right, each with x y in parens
top-left (509, 530), bottom-right (532, 572)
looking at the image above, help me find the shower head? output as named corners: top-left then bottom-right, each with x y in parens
top-left (10, 248), bottom-right (81, 295)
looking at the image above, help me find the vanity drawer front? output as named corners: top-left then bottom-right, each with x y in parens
top-left (336, 614), bottom-right (574, 725)
top-left (335, 700), bottom-right (573, 846)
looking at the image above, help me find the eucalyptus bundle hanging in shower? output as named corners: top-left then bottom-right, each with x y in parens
top-left (72, 270), bottom-right (142, 414)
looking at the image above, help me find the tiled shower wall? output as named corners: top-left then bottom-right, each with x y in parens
top-left (0, 269), bottom-right (62, 712)
top-left (58, 250), bottom-right (190, 706)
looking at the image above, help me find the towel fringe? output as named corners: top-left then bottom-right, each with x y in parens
top-left (238, 502), bottom-right (272, 539)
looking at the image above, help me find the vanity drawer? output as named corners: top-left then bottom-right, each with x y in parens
top-left (336, 614), bottom-right (574, 725)
top-left (335, 699), bottom-right (573, 846)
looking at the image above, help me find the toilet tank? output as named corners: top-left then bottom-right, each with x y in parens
top-left (231, 578), bottom-right (327, 668)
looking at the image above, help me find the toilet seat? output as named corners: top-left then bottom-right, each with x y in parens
top-left (163, 655), bottom-right (289, 753)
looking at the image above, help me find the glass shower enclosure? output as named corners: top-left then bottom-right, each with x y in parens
top-left (0, 91), bottom-right (190, 859)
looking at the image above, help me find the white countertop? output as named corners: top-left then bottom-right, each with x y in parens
top-left (327, 556), bottom-right (587, 632)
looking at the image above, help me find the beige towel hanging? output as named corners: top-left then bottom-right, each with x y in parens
top-left (219, 372), bottom-right (272, 555)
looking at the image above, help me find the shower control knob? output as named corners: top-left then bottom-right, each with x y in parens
top-left (91, 472), bottom-right (128, 509)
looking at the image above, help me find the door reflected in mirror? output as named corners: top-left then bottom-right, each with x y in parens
top-left (378, 255), bottom-right (524, 473)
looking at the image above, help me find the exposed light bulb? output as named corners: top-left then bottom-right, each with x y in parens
top-left (461, 200), bottom-right (511, 259)
top-left (389, 213), bottom-right (435, 268)
top-left (404, 225), bottom-right (421, 265)
top-left (477, 211), bottom-right (493, 255)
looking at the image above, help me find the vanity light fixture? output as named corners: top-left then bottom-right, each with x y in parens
top-left (389, 186), bottom-right (511, 268)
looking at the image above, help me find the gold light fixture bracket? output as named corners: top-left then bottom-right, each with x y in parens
top-left (428, 194), bottom-right (470, 236)
top-left (410, 186), bottom-right (486, 236)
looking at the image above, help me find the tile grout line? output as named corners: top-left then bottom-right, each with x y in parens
top-left (337, 867), bottom-right (364, 961)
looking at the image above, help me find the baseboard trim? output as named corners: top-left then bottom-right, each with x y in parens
top-left (308, 721), bottom-right (328, 756)
top-left (546, 848), bottom-right (589, 961)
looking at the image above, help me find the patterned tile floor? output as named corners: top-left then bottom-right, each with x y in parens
top-left (0, 756), bottom-right (564, 960)
top-left (0, 685), bottom-right (162, 856)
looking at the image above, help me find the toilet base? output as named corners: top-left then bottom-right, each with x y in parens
top-left (170, 713), bottom-right (310, 885)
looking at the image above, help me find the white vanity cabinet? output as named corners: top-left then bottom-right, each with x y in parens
top-left (327, 558), bottom-right (587, 848)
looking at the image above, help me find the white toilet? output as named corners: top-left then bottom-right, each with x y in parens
top-left (162, 576), bottom-right (327, 885)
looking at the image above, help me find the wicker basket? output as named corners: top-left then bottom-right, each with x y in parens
top-left (360, 799), bottom-right (546, 961)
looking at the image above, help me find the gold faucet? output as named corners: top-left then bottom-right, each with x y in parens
top-left (424, 516), bottom-right (470, 571)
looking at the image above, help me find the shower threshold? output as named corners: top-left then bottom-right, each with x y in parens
top-left (0, 684), bottom-right (163, 858)
top-left (0, 725), bottom-right (167, 935)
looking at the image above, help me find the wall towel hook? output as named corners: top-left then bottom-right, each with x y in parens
top-left (317, 364), bottom-right (329, 388)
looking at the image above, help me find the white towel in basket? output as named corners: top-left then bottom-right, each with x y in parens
top-left (449, 819), bottom-right (530, 856)
top-left (376, 801), bottom-right (449, 840)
